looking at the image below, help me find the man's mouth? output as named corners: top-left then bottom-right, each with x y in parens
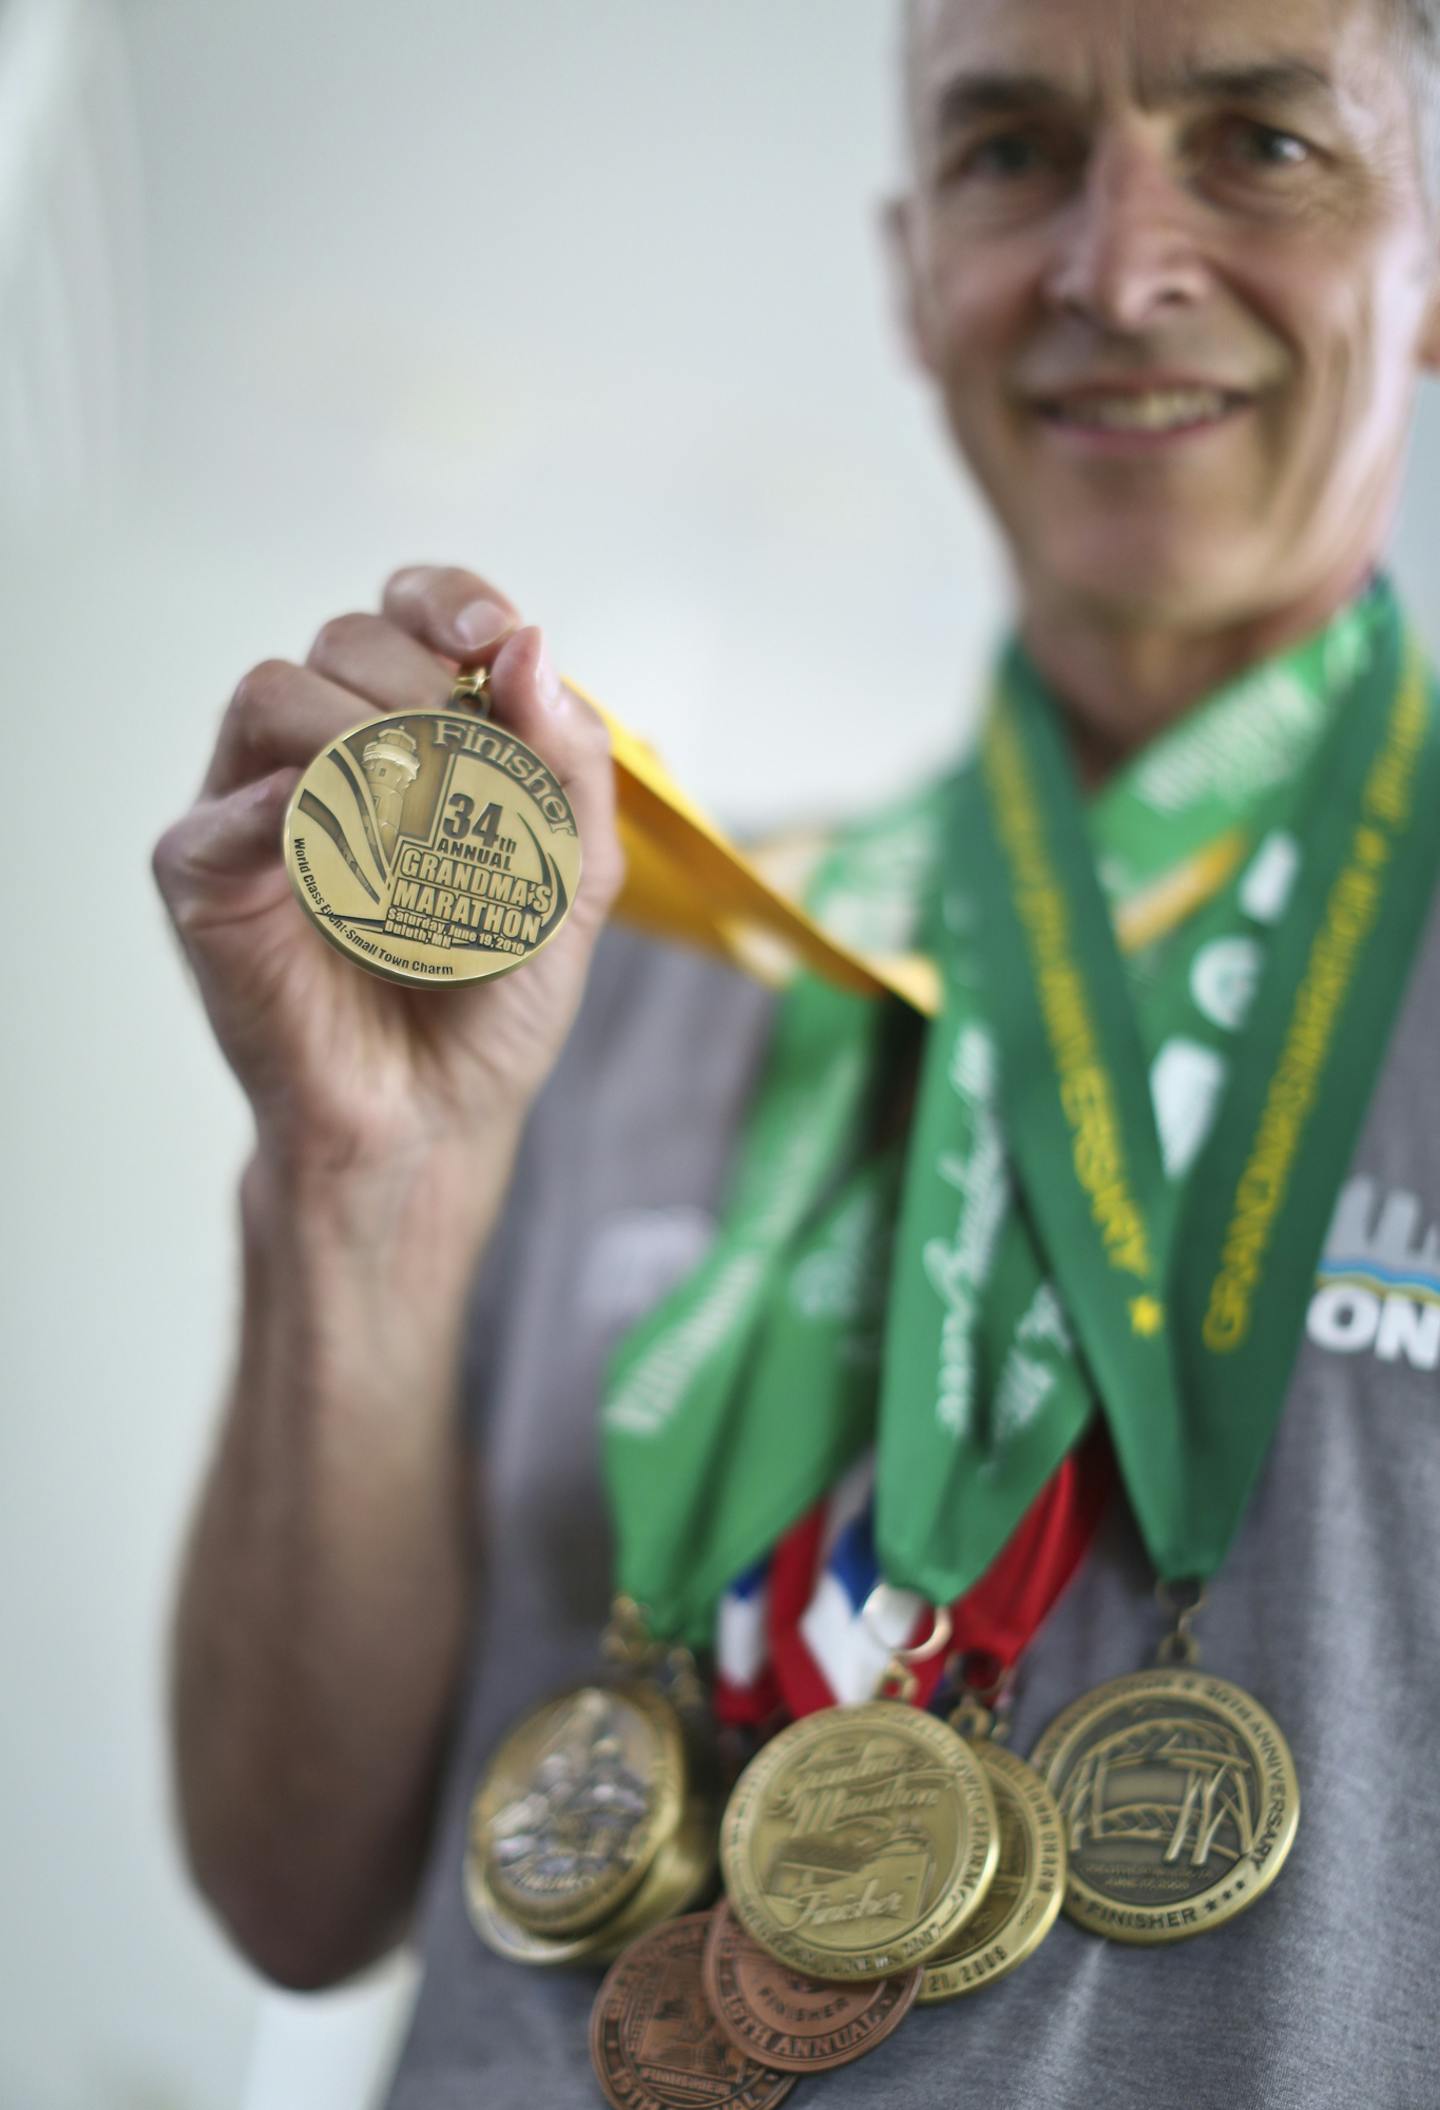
top-left (1034, 385), bottom-right (1252, 437)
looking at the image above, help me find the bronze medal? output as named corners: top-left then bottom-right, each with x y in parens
top-left (702, 1899), bottom-right (920, 2072)
top-left (469, 1682), bottom-right (686, 1938)
top-left (284, 674), bottom-right (580, 987)
top-left (590, 1914), bottom-right (795, 2110)
top-left (918, 1739), bottom-right (1066, 2002)
top-left (719, 1701), bottom-right (998, 1980)
top-left (1029, 1666), bottom-right (1300, 1943)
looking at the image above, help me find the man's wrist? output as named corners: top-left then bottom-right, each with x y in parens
top-left (240, 1112), bottom-right (522, 1310)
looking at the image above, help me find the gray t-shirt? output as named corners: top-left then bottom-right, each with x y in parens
top-left (385, 905), bottom-right (1440, 2110)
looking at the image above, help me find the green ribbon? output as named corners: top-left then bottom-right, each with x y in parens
top-left (605, 580), bottom-right (1438, 1638)
top-left (896, 585), bottom-right (1440, 1586)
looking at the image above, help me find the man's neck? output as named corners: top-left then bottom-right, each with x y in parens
top-left (1020, 562), bottom-right (1377, 791)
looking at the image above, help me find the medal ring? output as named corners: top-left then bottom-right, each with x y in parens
top-left (858, 1591), bottom-right (952, 1666)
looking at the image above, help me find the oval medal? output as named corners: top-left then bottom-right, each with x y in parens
top-left (284, 700), bottom-right (580, 987)
top-left (918, 1740), bottom-right (1066, 2002)
top-left (590, 1914), bottom-right (795, 2110)
top-left (465, 1789), bottom-right (717, 1968)
top-left (469, 1682), bottom-right (686, 1938)
top-left (702, 1899), bottom-right (920, 2072)
top-left (719, 1702), bottom-right (998, 1980)
top-left (1029, 1667), bottom-right (1300, 1943)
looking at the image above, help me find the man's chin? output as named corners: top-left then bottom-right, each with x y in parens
top-left (1020, 532), bottom-right (1259, 630)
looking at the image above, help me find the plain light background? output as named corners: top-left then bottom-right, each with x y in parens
top-left (3, 2), bottom-right (1437, 2105)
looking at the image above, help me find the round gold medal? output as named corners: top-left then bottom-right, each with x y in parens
top-left (719, 1702), bottom-right (999, 1981)
top-left (469, 1683), bottom-right (686, 1938)
top-left (918, 1739), bottom-right (1066, 2003)
top-left (1029, 1667), bottom-right (1300, 1943)
top-left (284, 692), bottom-right (580, 987)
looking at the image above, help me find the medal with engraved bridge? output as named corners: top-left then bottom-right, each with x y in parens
top-left (1029, 1667), bottom-right (1299, 1942)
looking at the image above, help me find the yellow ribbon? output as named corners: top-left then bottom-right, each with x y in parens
top-left (571, 682), bottom-right (943, 1017)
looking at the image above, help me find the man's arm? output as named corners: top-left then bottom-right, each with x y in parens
top-left (154, 566), bottom-right (621, 1988)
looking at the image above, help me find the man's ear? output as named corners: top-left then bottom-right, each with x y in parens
top-left (880, 193), bottom-right (938, 378)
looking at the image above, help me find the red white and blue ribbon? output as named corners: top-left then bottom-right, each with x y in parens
top-left (712, 1431), bottom-right (1114, 1725)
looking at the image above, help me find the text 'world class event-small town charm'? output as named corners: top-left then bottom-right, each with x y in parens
top-left (283, 669), bottom-right (580, 986)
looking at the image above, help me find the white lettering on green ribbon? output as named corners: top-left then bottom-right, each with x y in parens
top-left (921, 1025), bottom-right (1007, 1435)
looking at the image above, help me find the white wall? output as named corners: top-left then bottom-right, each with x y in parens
top-left (4, 3), bottom-right (1438, 2107)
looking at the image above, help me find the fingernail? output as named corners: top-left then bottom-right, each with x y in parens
top-left (535, 639), bottom-right (567, 713)
top-left (453, 598), bottom-right (512, 650)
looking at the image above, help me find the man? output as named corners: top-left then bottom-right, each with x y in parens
top-left (153, 0), bottom-right (1440, 2102)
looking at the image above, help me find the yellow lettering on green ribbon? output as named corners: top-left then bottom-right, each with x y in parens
top-left (985, 713), bottom-right (1153, 1283)
top-left (1202, 654), bottom-right (1427, 1351)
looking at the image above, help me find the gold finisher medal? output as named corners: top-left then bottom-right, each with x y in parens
top-left (719, 1702), bottom-right (998, 1981)
top-left (1029, 1666), bottom-right (1300, 1943)
top-left (284, 673), bottom-right (580, 986)
top-left (918, 1739), bottom-right (1066, 2003)
top-left (469, 1683), bottom-right (686, 1939)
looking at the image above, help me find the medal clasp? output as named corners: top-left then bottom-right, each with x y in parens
top-left (865, 1598), bottom-right (952, 1706)
top-left (1154, 1577), bottom-right (1207, 1667)
top-left (449, 667), bottom-right (492, 716)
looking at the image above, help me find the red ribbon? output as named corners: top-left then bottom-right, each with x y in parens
top-left (752, 1427), bottom-right (1114, 1723)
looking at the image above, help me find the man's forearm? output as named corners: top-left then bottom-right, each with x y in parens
top-left (172, 1135), bottom-right (514, 1989)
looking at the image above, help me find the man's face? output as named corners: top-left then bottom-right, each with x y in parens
top-left (896, 0), bottom-right (1440, 626)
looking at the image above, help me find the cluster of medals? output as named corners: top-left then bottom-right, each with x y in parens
top-left (465, 1596), bottom-right (1299, 2106)
top-left (287, 593), bottom-right (1434, 2099)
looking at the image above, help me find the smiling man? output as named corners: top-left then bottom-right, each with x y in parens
top-left (154, 2), bottom-right (1440, 2106)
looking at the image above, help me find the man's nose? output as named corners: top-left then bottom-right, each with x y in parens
top-left (1044, 137), bottom-right (1209, 334)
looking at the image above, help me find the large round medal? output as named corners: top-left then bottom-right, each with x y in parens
top-left (918, 1740), bottom-right (1066, 2002)
top-left (469, 1683), bottom-right (686, 1938)
top-left (590, 1915), bottom-right (795, 2110)
top-left (284, 695), bottom-right (580, 987)
top-left (719, 1703), bottom-right (998, 1980)
top-left (1029, 1667), bottom-right (1300, 1943)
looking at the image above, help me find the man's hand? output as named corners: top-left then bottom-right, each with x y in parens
top-left (158, 567), bottom-right (624, 1988)
top-left (153, 563), bottom-right (623, 1187)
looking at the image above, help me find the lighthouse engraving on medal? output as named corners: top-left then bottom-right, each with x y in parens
top-left (284, 680), bottom-right (580, 987)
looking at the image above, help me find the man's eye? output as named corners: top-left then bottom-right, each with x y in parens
top-left (963, 131), bottom-right (1048, 179)
top-left (1219, 119), bottom-right (1312, 169)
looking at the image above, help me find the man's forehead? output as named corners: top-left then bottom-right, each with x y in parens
top-left (906, 0), bottom-right (1394, 103)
